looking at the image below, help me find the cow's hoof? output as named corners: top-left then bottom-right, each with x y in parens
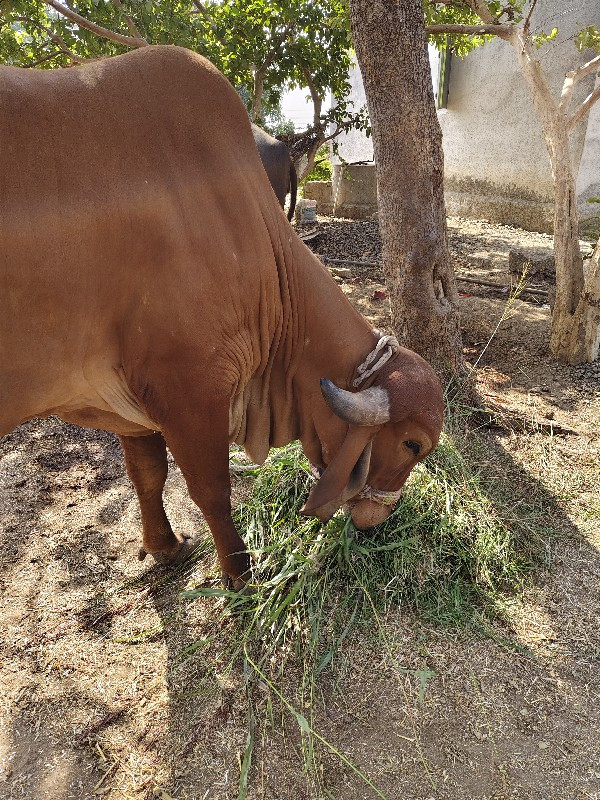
top-left (222, 572), bottom-right (255, 596)
top-left (138, 533), bottom-right (201, 568)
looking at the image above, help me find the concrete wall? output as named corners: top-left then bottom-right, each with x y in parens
top-left (332, 0), bottom-right (600, 231)
top-left (576, 72), bottom-right (600, 224)
top-left (334, 62), bottom-right (373, 164)
top-left (303, 167), bottom-right (379, 219)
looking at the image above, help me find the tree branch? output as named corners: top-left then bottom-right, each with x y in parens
top-left (567, 83), bottom-right (600, 131)
top-left (466, 0), bottom-right (500, 25)
top-left (111, 0), bottom-right (144, 41)
top-left (22, 50), bottom-right (64, 68)
top-left (302, 67), bottom-right (324, 130)
top-left (426, 22), bottom-right (512, 37)
top-left (523, 0), bottom-right (538, 37)
top-left (258, 22), bottom-right (294, 73)
top-left (568, 52), bottom-right (600, 84)
top-left (13, 14), bottom-right (90, 64)
top-left (42, 0), bottom-right (148, 49)
top-left (321, 126), bottom-right (343, 145)
top-left (559, 53), bottom-right (600, 113)
top-left (249, 22), bottom-right (294, 122)
top-left (190, 0), bottom-right (229, 49)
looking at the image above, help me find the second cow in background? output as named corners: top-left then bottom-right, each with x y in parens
top-left (252, 123), bottom-right (297, 221)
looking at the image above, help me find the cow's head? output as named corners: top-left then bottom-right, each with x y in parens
top-left (301, 346), bottom-right (443, 529)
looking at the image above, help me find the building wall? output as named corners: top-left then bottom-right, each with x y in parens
top-left (332, 0), bottom-right (600, 232)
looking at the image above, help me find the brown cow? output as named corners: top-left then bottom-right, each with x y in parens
top-left (0, 46), bottom-right (443, 590)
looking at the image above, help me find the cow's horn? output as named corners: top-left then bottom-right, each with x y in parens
top-left (320, 378), bottom-right (390, 427)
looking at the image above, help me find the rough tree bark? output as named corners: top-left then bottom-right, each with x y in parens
top-left (576, 234), bottom-right (600, 360)
top-left (349, 0), bottom-right (463, 382)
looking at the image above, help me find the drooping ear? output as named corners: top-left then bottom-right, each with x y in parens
top-left (301, 425), bottom-right (378, 522)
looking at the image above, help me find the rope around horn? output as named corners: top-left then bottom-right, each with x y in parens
top-left (352, 329), bottom-right (400, 388)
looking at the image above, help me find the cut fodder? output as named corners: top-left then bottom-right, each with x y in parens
top-left (190, 426), bottom-right (551, 644)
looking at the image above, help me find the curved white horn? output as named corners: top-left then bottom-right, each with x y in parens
top-left (320, 378), bottom-right (390, 427)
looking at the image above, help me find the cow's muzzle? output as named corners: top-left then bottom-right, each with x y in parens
top-left (347, 486), bottom-right (402, 529)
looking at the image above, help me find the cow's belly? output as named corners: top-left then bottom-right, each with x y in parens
top-left (0, 361), bottom-right (159, 439)
top-left (48, 365), bottom-right (160, 437)
top-left (54, 406), bottom-right (155, 437)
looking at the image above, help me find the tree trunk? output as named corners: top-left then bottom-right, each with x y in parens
top-left (280, 127), bottom-right (329, 182)
top-left (349, 0), bottom-right (463, 382)
top-left (581, 236), bottom-right (600, 362)
top-left (547, 125), bottom-right (587, 359)
top-left (564, 235), bottom-right (600, 362)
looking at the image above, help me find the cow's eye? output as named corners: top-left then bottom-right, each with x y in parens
top-left (404, 440), bottom-right (421, 456)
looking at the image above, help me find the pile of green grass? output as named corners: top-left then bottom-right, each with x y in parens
top-left (187, 412), bottom-right (552, 663)
top-left (231, 430), bottom-right (543, 617)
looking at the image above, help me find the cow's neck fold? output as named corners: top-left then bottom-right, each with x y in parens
top-left (231, 221), bottom-right (379, 466)
top-left (289, 238), bottom-right (380, 469)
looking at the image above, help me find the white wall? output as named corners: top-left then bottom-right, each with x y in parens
top-left (576, 73), bottom-right (600, 215)
top-left (334, 62), bottom-right (374, 163)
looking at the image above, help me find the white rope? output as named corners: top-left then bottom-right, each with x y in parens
top-left (352, 329), bottom-right (400, 388)
top-left (353, 485), bottom-right (402, 507)
top-left (309, 465), bottom-right (401, 509)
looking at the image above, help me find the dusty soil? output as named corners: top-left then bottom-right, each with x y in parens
top-left (1, 217), bottom-right (599, 800)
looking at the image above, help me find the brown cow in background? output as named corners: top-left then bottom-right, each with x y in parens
top-left (0, 47), bottom-right (443, 590)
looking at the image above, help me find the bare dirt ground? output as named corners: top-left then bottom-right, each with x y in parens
top-left (1, 217), bottom-right (599, 800)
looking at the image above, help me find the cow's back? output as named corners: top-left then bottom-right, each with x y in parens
top-left (0, 47), bottom-right (288, 434)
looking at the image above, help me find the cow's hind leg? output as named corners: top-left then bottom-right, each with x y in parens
top-left (119, 432), bottom-right (193, 565)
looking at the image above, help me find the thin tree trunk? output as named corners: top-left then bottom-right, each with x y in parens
top-left (296, 68), bottom-right (325, 181)
top-left (547, 126), bottom-right (586, 357)
top-left (349, 0), bottom-right (463, 382)
top-left (251, 66), bottom-right (266, 123)
top-left (507, 27), bottom-right (595, 363)
top-left (572, 236), bottom-right (600, 362)
top-left (250, 24), bottom-right (293, 124)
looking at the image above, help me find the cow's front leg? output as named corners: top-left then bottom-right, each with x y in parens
top-left (119, 432), bottom-right (192, 565)
top-left (160, 423), bottom-right (251, 591)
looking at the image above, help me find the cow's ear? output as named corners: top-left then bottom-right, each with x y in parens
top-left (301, 425), bottom-right (377, 522)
